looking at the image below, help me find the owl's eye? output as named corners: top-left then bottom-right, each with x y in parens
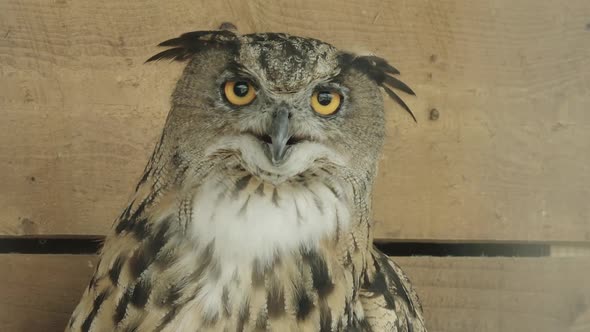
top-left (223, 80), bottom-right (256, 106)
top-left (311, 90), bottom-right (342, 116)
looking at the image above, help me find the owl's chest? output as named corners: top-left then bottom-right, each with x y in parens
top-left (167, 174), bottom-right (354, 330)
top-left (189, 174), bottom-right (351, 264)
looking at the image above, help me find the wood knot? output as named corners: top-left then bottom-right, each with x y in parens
top-left (429, 108), bottom-right (440, 121)
top-left (19, 217), bottom-right (38, 235)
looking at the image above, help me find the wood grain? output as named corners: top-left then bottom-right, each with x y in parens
top-left (1, 254), bottom-right (588, 332)
top-left (0, 254), bottom-right (95, 332)
top-left (1, 0), bottom-right (589, 241)
top-left (396, 256), bottom-right (590, 332)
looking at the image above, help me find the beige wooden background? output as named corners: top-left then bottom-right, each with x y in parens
top-left (1, 0), bottom-right (590, 331)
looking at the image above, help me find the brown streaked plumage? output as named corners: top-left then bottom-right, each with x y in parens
top-left (67, 27), bottom-right (426, 332)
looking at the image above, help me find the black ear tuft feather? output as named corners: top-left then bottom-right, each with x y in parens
top-left (383, 87), bottom-right (417, 122)
top-left (359, 55), bottom-right (401, 75)
top-left (383, 75), bottom-right (415, 96)
top-left (146, 30), bottom-right (240, 63)
top-left (339, 53), bottom-right (417, 122)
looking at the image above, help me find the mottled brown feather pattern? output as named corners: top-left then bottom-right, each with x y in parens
top-left (66, 29), bottom-right (425, 332)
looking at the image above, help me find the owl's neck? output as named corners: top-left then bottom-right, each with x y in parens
top-left (188, 169), bottom-right (352, 267)
top-left (164, 170), bottom-right (361, 329)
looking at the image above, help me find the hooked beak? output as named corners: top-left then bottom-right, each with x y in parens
top-left (267, 108), bottom-right (291, 165)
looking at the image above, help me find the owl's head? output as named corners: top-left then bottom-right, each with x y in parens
top-left (148, 30), bottom-right (414, 185)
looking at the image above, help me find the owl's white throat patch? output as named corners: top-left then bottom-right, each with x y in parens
top-left (182, 171), bottom-right (350, 324)
top-left (190, 173), bottom-right (350, 266)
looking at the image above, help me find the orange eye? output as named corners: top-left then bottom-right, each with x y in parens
top-left (223, 80), bottom-right (256, 106)
top-left (311, 90), bottom-right (342, 116)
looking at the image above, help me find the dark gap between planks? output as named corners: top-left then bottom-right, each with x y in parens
top-left (0, 237), bottom-right (550, 257)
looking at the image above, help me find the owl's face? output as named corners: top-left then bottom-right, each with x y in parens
top-left (150, 32), bottom-right (413, 184)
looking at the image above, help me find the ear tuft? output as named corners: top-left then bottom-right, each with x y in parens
top-left (146, 30), bottom-right (240, 63)
top-left (339, 53), bottom-right (417, 122)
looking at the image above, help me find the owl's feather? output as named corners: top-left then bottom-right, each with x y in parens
top-left (359, 249), bottom-right (426, 331)
top-left (66, 29), bottom-right (426, 332)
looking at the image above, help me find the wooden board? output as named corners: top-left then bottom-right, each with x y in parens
top-left (1, 0), bottom-right (589, 241)
top-left (0, 255), bottom-right (95, 332)
top-left (396, 257), bottom-right (590, 332)
top-left (1, 254), bottom-right (589, 332)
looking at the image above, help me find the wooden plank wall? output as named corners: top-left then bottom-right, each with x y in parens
top-left (2, 255), bottom-right (590, 332)
top-left (1, 0), bottom-right (589, 331)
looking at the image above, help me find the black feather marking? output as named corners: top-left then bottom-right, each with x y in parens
top-left (156, 306), bottom-right (180, 330)
top-left (131, 218), bottom-right (150, 240)
top-left (155, 281), bottom-right (183, 307)
top-left (146, 30), bottom-right (240, 63)
top-left (295, 292), bottom-right (313, 321)
top-left (319, 300), bottom-right (332, 332)
top-left (383, 75), bottom-right (415, 95)
top-left (221, 286), bottom-right (231, 317)
top-left (116, 201), bottom-right (134, 230)
top-left (255, 182), bottom-right (265, 196)
top-left (362, 55), bottom-right (401, 75)
top-left (81, 289), bottom-right (110, 332)
top-left (128, 248), bottom-right (150, 279)
top-left (251, 258), bottom-right (265, 288)
top-left (190, 241), bottom-right (216, 282)
top-left (302, 250), bottom-right (334, 297)
top-left (375, 251), bottom-right (417, 315)
top-left (148, 220), bottom-right (171, 258)
top-left (366, 267), bottom-right (396, 310)
top-left (266, 278), bottom-right (286, 317)
top-left (255, 310), bottom-right (268, 330)
top-left (271, 187), bottom-right (280, 206)
top-left (114, 290), bottom-right (131, 324)
top-left (109, 255), bottom-right (125, 285)
top-left (384, 87), bottom-right (417, 122)
top-left (130, 198), bottom-right (150, 222)
top-left (339, 52), bottom-right (416, 122)
top-left (146, 47), bottom-right (189, 62)
top-left (116, 198), bottom-right (151, 234)
top-left (129, 221), bottom-right (169, 278)
top-left (157, 30), bottom-right (228, 46)
top-left (237, 298), bottom-right (251, 332)
top-left (115, 215), bottom-right (131, 234)
top-left (135, 170), bottom-right (150, 191)
top-left (293, 281), bottom-right (314, 321)
top-left (88, 274), bottom-right (99, 290)
top-left (234, 174), bottom-right (252, 197)
top-left (130, 277), bottom-right (152, 308)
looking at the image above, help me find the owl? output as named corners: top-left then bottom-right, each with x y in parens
top-left (66, 27), bottom-right (426, 332)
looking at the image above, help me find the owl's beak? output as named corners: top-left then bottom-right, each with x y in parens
top-left (268, 108), bottom-right (291, 165)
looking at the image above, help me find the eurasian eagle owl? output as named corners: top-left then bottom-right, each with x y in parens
top-left (67, 27), bottom-right (426, 332)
